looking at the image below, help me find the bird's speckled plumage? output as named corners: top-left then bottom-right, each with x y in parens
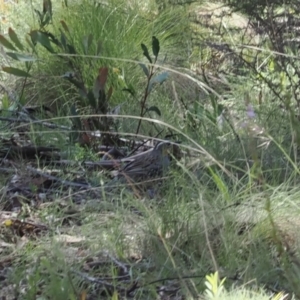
top-left (118, 142), bottom-right (172, 180)
top-left (104, 142), bottom-right (176, 190)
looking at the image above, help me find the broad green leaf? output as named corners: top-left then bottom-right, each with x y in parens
top-left (146, 106), bottom-right (161, 116)
top-left (93, 67), bottom-right (108, 99)
top-left (82, 36), bottom-right (88, 54)
top-left (209, 167), bottom-right (230, 202)
top-left (111, 291), bottom-right (118, 300)
top-left (87, 90), bottom-right (97, 109)
top-left (96, 40), bottom-right (102, 55)
top-left (272, 292), bottom-right (287, 300)
top-left (147, 71), bottom-right (169, 93)
top-left (43, 0), bottom-right (52, 16)
top-left (1, 94), bottom-right (10, 110)
top-left (30, 30), bottom-right (54, 53)
top-left (60, 31), bottom-right (67, 50)
top-left (82, 34), bottom-right (93, 54)
top-left (87, 34), bottom-right (93, 51)
top-left (62, 72), bottom-right (88, 98)
top-left (66, 44), bottom-right (76, 54)
top-left (122, 86), bottom-right (135, 96)
top-left (78, 88), bottom-right (87, 98)
top-left (139, 63), bottom-right (149, 77)
top-left (25, 61), bottom-right (31, 72)
top-left (70, 104), bottom-right (78, 117)
top-left (70, 104), bottom-right (82, 130)
top-left (93, 78), bottom-right (101, 100)
top-left (141, 43), bottom-right (152, 63)
top-left (0, 35), bottom-right (17, 51)
top-left (60, 20), bottom-right (70, 33)
top-left (34, 9), bottom-right (43, 25)
top-left (96, 89), bottom-right (108, 114)
top-left (19, 94), bottom-right (27, 106)
top-left (98, 89), bottom-right (107, 112)
top-left (216, 104), bottom-right (224, 116)
top-left (8, 28), bottom-right (24, 51)
top-left (153, 72), bottom-right (169, 83)
top-left (63, 74), bottom-right (86, 95)
top-left (25, 35), bottom-right (36, 49)
top-left (42, 13), bottom-right (52, 27)
top-left (203, 108), bottom-right (215, 124)
top-left (2, 67), bottom-right (31, 77)
top-left (6, 52), bottom-right (36, 62)
top-left (269, 58), bottom-right (275, 72)
top-left (107, 86), bottom-right (113, 102)
top-left (43, 31), bottom-right (60, 46)
top-left (152, 36), bottom-right (160, 57)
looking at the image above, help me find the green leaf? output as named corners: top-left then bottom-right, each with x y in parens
top-left (70, 104), bottom-right (82, 130)
top-left (152, 36), bottom-right (160, 57)
top-left (6, 52), bottom-right (36, 62)
top-left (60, 31), bottom-right (67, 50)
top-left (96, 40), bottom-right (102, 55)
top-left (82, 36), bottom-right (88, 55)
top-left (30, 30), bottom-right (55, 53)
top-left (63, 73), bottom-right (86, 95)
top-left (66, 44), bottom-right (76, 54)
top-left (43, 0), bottom-right (52, 16)
top-left (87, 34), bottom-right (93, 51)
top-left (8, 28), bottom-right (24, 51)
top-left (209, 168), bottom-right (230, 202)
top-left (24, 61), bottom-right (31, 71)
top-left (87, 90), bottom-right (97, 109)
top-left (122, 85), bottom-right (135, 96)
top-left (25, 35), bottom-right (36, 50)
top-left (107, 86), bottom-right (113, 103)
top-left (34, 0), bottom-right (52, 27)
top-left (82, 34), bottom-right (93, 54)
top-left (2, 67), bottom-right (31, 77)
top-left (146, 106), bottom-right (161, 116)
top-left (0, 35), bottom-right (17, 51)
top-left (43, 31), bottom-right (60, 47)
top-left (42, 13), bottom-right (52, 27)
top-left (60, 20), bottom-right (70, 34)
top-left (141, 43), bottom-right (152, 63)
top-left (78, 88), bottom-right (87, 98)
top-left (70, 104), bottom-right (77, 116)
top-left (147, 71), bottom-right (169, 93)
top-left (216, 104), bottom-right (224, 116)
top-left (93, 67), bottom-right (108, 99)
top-left (94, 67), bottom-right (109, 114)
top-left (34, 9), bottom-right (43, 25)
top-left (139, 63), bottom-right (149, 77)
top-left (98, 90), bottom-right (107, 112)
top-left (1, 94), bottom-right (10, 110)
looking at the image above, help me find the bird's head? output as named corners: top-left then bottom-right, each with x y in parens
top-left (155, 141), bottom-right (182, 160)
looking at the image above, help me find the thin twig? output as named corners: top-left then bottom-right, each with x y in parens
top-left (0, 116), bottom-right (71, 130)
